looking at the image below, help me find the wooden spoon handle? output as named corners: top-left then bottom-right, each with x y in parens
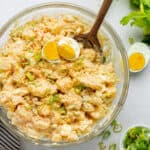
top-left (88, 0), bottom-right (112, 37)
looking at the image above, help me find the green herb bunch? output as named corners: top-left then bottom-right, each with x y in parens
top-left (121, 0), bottom-right (150, 44)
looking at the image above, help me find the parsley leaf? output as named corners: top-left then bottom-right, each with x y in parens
top-left (121, 0), bottom-right (150, 44)
top-left (130, 0), bottom-right (150, 8)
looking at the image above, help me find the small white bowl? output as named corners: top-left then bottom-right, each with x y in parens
top-left (120, 124), bottom-right (150, 150)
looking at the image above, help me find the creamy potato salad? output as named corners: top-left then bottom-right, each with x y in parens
top-left (0, 15), bottom-right (117, 142)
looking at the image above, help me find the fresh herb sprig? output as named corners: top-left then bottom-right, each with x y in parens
top-left (121, 0), bottom-right (150, 45)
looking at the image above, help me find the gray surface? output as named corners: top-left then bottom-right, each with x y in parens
top-left (0, 0), bottom-right (150, 149)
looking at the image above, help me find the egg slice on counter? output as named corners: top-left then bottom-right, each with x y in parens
top-left (58, 37), bottom-right (80, 60)
top-left (128, 42), bottom-right (150, 72)
top-left (42, 41), bottom-right (60, 63)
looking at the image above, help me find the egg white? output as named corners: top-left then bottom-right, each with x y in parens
top-left (128, 42), bottom-right (150, 72)
top-left (58, 37), bottom-right (80, 60)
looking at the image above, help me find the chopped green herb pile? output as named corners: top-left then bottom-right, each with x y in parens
top-left (123, 126), bottom-right (150, 150)
top-left (121, 0), bottom-right (150, 45)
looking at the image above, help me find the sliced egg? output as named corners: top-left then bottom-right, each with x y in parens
top-left (42, 41), bottom-right (60, 63)
top-left (58, 37), bottom-right (80, 60)
top-left (128, 42), bottom-right (150, 72)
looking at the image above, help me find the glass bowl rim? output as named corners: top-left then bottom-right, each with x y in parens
top-left (0, 2), bottom-right (129, 147)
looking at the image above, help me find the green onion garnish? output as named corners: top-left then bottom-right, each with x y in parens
top-left (102, 130), bottom-right (111, 139)
top-left (109, 144), bottom-right (117, 150)
top-left (102, 56), bottom-right (107, 63)
top-left (74, 84), bottom-right (86, 94)
top-left (111, 120), bottom-right (122, 133)
top-left (98, 142), bottom-right (106, 150)
top-left (26, 72), bottom-right (35, 81)
top-left (49, 93), bottom-right (60, 104)
top-left (34, 52), bottom-right (42, 62)
top-left (58, 107), bottom-right (67, 115)
top-left (25, 105), bottom-right (32, 110)
top-left (128, 37), bottom-right (134, 45)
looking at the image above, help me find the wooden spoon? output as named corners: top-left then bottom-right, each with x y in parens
top-left (74, 0), bottom-right (112, 55)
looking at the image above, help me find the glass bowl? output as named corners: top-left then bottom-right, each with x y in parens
top-left (0, 2), bottom-right (129, 147)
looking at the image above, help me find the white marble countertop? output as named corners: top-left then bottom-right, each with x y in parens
top-left (0, 0), bottom-right (150, 149)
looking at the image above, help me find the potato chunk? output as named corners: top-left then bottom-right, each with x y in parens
top-left (56, 77), bottom-right (73, 93)
top-left (60, 90), bottom-right (82, 110)
top-left (28, 79), bottom-right (57, 97)
top-left (77, 73), bottom-right (104, 90)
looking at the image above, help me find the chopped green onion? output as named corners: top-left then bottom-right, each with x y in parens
top-left (53, 94), bottom-right (60, 101)
top-left (111, 120), bottom-right (118, 127)
top-left (102, 130), bottom-right (111, 139)
top-left (74, 84), bottom-right (86, 94)
top-left (111, 120), bottom-right (123, 133)
top-left (128, 37), bottom-right (135, 45)
top-left (25, 105), bottom-right (32, 110)
top-left (109, 144), bottom-right (117, 150)
top-left (49, 94), bottom-right (60, 104)
top-left (102, 56), bottom-right (107, 63)
top-left (98, 142), bottom-right (106, 150)
top-left (26, 72), bottom-right (35, 81)
top-left (113, 123), bottom-right (122, 133)
top-left (73, 57), bottom-right (84, 69)
top-left (31, 81), bottom-right (40, 87)
top-left (34, 52), bottom-right (42, 62)
top-left (58, 107), bottom-right (67, 115)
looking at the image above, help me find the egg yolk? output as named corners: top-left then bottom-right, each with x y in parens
top-left (128, 52), bottom-right (145, 71)
top-left (43, 41), bottom-right (59, 60)
top-left (58, 44), bottom-right (75, 60)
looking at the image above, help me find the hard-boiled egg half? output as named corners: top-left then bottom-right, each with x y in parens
top-left (128, 42), bottom-right (150, 72)
top-left (42, 41), bottom-right (60, 63)
top-left (58, 37), bottom-right (80, 60)
top-left (42, 37), bottom-right (80, 62)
